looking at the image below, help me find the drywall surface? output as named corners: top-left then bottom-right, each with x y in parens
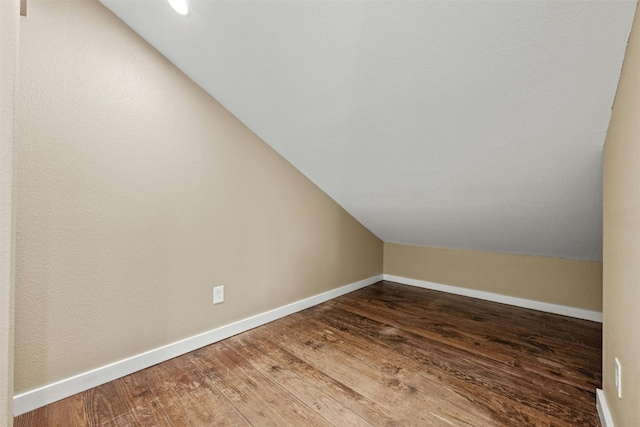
top-left (0, 0), bottom-right (19, 424)
top-left (384, 243), bottom-right (602, 311)
top-left (100, 0), bottom-right (638, 261)
top-left (602, 3), bottom-right (640, 425)
top-left (14, 0), bottom-right (382, 394)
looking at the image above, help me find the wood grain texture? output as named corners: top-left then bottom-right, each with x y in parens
top-left (14, 281), bottom-right (601, 426)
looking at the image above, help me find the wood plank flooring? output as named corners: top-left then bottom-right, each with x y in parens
top-left (14, 281), bottom-right (602, 426)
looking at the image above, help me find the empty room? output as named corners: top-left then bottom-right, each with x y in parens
top-left (1, 0), bottom-right (639, 426)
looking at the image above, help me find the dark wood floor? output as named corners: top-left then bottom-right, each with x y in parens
top-left (15, 281), bottom-right (602, 426)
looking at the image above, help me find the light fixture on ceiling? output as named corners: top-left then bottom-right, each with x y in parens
top-left (168, 0), bottom-right (189, 16)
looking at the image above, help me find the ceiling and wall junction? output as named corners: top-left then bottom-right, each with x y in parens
top-left (100, 0), bottom-right (638, 261)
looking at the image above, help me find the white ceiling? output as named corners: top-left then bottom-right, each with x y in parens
top-left (100, 0), bottom-right (637, 261)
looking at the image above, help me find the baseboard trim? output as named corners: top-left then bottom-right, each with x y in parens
top-left (597, 389), bottom-right (615, 427)
top-left (383, 274), bottom-right (602, 323)
top-left (13, 274), bottom-right (383, 416)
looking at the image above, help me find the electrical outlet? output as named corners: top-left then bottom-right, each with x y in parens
top-left (213, 286), bottom-right (224, 304)
top-left (615, 358), bottom-right (622, 398)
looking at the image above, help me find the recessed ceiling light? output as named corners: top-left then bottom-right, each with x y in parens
top-left (168, 0), bottom-right (189, 16)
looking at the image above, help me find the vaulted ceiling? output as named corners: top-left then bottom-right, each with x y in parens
top-left (100, 0), bottom-right (637, 261)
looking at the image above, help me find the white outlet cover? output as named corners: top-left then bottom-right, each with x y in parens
top-left (213, 286), bottom-right (224, 304)
top-left (615, 358), bottom-right (622, 398)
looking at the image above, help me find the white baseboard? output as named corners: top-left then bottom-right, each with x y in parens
top-left (13, 274), bottom-right (383, 416)
top-left (597, 389), bottom-right (615, 427)
top-left (383, 274), bottom-right (602, 323)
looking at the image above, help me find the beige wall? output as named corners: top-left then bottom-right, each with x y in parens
top-left (384, 243), bottom-right (602, 311)
top-left (0, 0), bottom-right (19, 426)
top-left (603, 3), bottom-right (640, 426)
top-left (14, 0), bottom-right (382, 394)
top-left (1, 0), bottom-right (19, 424)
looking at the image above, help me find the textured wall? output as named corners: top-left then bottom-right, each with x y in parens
top-left (14, 0), bottom-right (382, 394)
top-left (384, 243), bottom-right (602, 311)
top-left (603, 3), bottom-right (640, 426)
top-left (0, 0), bottom-right (19, 424)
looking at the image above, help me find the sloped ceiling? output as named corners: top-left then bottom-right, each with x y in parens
top-left (99, 0), bottom-right (637, 261)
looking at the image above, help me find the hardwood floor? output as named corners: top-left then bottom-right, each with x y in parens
top-left (14, 281), bottom-right (602, 426)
